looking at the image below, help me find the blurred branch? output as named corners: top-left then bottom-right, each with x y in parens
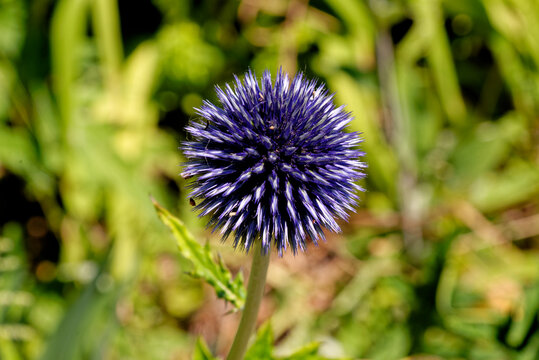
top-left (373, 11), bottom-right (424, 260)
top-left (452, 200), bottom-right (508, 246)
top-left (504, 213), bottom-right (539, 241)
top-left (452, 200), bottom-right (539, 253)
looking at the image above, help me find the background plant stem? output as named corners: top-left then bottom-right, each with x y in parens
top-left (227, 246), bottom-right (270, 360)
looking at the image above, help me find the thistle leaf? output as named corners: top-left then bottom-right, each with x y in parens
top-left (152, 198), bottom-right (245, 309)
top-left (278, 343), bottom-right (321, 360)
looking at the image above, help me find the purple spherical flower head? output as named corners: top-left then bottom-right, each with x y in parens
top-left (182, 69), bottom-right (366, 255)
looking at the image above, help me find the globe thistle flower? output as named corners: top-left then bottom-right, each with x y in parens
top-left (182, 69), bottom-right (366, 255)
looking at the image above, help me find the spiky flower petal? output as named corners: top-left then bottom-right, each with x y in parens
top-left (182, 69), bottom-right (366, 254)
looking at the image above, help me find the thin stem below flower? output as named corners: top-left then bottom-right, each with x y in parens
top-left (226, 245), bottom-right (270, 360)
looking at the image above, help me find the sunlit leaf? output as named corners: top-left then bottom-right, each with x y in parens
top-left (152, 199), bottom-right (245, 309)
top-left (279, 342), bottom-right (336, 360)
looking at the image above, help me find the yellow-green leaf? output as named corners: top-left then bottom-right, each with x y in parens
top-left (152, 198), bottom-right (245, 309)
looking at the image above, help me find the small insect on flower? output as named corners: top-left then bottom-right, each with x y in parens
top-left (181, 172), bottom-right (193, 180)
top-left (182, 69), bottom-right (366, 255)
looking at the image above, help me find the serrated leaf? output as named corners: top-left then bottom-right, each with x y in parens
top-left (152, 199), bottom-right (245, 309)
top-left (279, 342), bottom-right (322, 360)
top-left (280, 342), bottom-right (353, 360)
top-left (193, 338), bottom-right (218, 360)
top-left (245, 322), bottom-right (274, 360)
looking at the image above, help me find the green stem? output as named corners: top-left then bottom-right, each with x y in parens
top-left (227, 245), bottom-right (270, 360)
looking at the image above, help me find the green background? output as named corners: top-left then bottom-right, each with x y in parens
top-left (0, 0), bottom-right (538, 359)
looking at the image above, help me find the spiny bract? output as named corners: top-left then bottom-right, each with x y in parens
top-left (182, 69), bottom-right (366, 255)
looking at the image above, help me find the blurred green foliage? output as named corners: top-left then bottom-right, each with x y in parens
top-left (0, 0), bottom-right (538, 359)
